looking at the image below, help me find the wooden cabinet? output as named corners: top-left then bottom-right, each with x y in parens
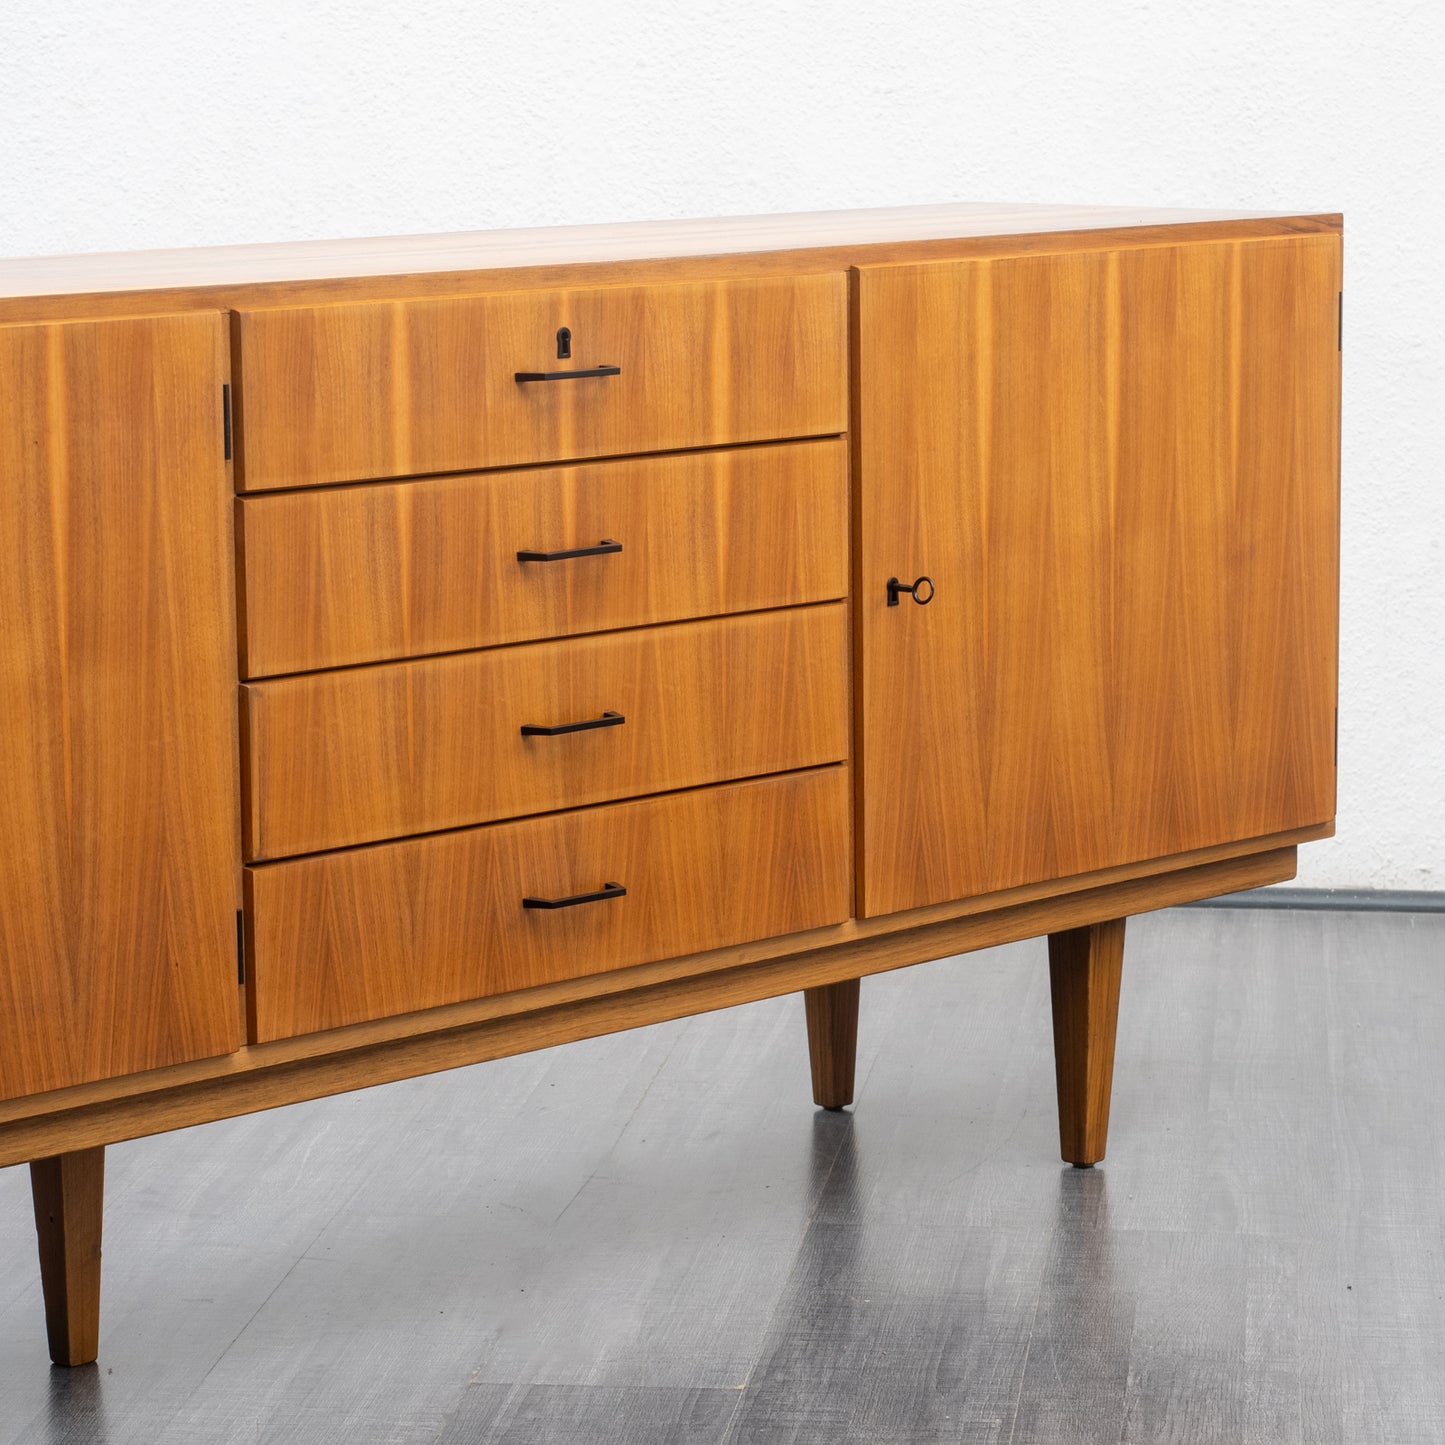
top-left (855, 236), bottom-right (1340, 916)
top-left (0, 203), bottom-right (1341, 1367)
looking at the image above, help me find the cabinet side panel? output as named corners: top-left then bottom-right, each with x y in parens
top-left (0, 313), bottom-right (242, 1100)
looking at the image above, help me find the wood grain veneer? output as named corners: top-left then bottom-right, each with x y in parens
top-left (0, 204), bottom-right (1339, 321)
top-left (28, 1148), bottom-right (105, 1366)
top-left (242, 605), bottom-right (848, 859)
top-left (1048, 919), bottom-right (1127, 1167)
top-left (0, 842), bottom-right (1297, 1170)
top-left (233, 273), bottom-right (847, 489)
top-left (855, 233), bottom-right (1341, 916)
top-left (0, 822), bottom-right (1326, 1138)
top-left (803, 979), bottom-right (861, 1110)
top-left (236, 439), bottom-right (848, 677)
top-left (245, 766), bottom-right (853, 1040)
top-left (0, 313), bottom-right (242, 1103)
top-left (0, 206), bottom-right (1344, 1372)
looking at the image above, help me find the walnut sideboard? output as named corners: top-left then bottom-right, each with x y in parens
top-left (0, 203), bottom-right (1340, 1367)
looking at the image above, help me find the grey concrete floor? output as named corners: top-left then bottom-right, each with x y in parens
top-left (1, 905), bottom-right (1443, 1444)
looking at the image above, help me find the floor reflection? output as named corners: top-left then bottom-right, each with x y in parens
top-left (806, 1105), bottom-right (864, 1290)
top-left (1052, 1161), bottom-right (1125, 1308)
top-left (1056, 1156), bottom-right (1112, 1231)
top-left (45, 1360), bottom-right (109, 1444)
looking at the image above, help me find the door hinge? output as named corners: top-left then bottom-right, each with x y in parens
top-left (222, 382), bottom-right (233, 461)
top-left (1338, 292), bottom-right (1343, 351)
top-left (1334, 707), bottom-right (1339, 767)
top-left (236, 908), bottom-right (246, 985)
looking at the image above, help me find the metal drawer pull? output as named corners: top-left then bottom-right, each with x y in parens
top-left (514, 364), bottom-right (621, 383)
top-left (519, 710), bottom-right (625, 738)
top-left (523, 881), bottom-right (628, 910)
top-left (887, 575), bottom-right (935, 607)
top-left (516, 538), bottom-right (622, 563)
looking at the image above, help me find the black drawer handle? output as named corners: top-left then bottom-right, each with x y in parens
top-left (887, 575), bottom-right (935, 607)
top-left (523, 881), bottom-right (627, 910)
top-left (514, 364), bottom-right (621, 383)
top-left (520, 710), bottom-right (625, 738)
top-left (516, 538), bottom-right (622, 563)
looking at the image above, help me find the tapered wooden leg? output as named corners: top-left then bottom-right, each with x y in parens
top-left (1048, 918), bottom-right (1126, 1168)
top-left (804, 977), bottom-right (860, 1110)
top-left (30, 1146), bottom-right (105, 1366)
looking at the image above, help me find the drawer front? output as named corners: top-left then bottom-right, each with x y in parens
top-left (233, 273), bottom-right (848, 491)
top-left (242, 605), bottom-right (848, 861)
top-left (237, 440), bottom-right (848, 677)
top-left (245, 765), bottom-right (851, 1040)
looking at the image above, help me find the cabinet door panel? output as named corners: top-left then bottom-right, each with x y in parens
top-left (0, 313), bottom-right (242, 1100)
top-left (857, 236), bottom-right (1339, 917)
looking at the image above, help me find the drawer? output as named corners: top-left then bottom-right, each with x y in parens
top-left (245, 765), bottom-right (852, 1040)
top-left (237, 440), bottom-right (848, 677)
top-left (242, 605), bottom-right (848, 861)
top-left (233, 273), bottom-right (848, 491)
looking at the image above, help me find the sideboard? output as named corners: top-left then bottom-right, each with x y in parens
top-left (0, 202), bottom-right (1340, 1367)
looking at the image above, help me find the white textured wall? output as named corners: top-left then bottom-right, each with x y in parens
top-left (1, 3), bottom-right (1440, 889)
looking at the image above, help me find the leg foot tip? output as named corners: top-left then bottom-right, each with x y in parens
top-left (1069, 1161), bottom-right (1096, 1170)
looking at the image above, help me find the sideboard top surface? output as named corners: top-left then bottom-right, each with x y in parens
top-left (0, 201), bottom-right (1341, 320)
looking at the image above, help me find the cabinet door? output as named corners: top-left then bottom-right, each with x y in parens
top-left (856, 235), bottom-right (1340, 918)
top-left (0, 313), bottom-right (242, 1100)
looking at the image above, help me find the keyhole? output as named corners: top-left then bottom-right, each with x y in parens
top-left (556, 327), bottom-right (572, 359)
